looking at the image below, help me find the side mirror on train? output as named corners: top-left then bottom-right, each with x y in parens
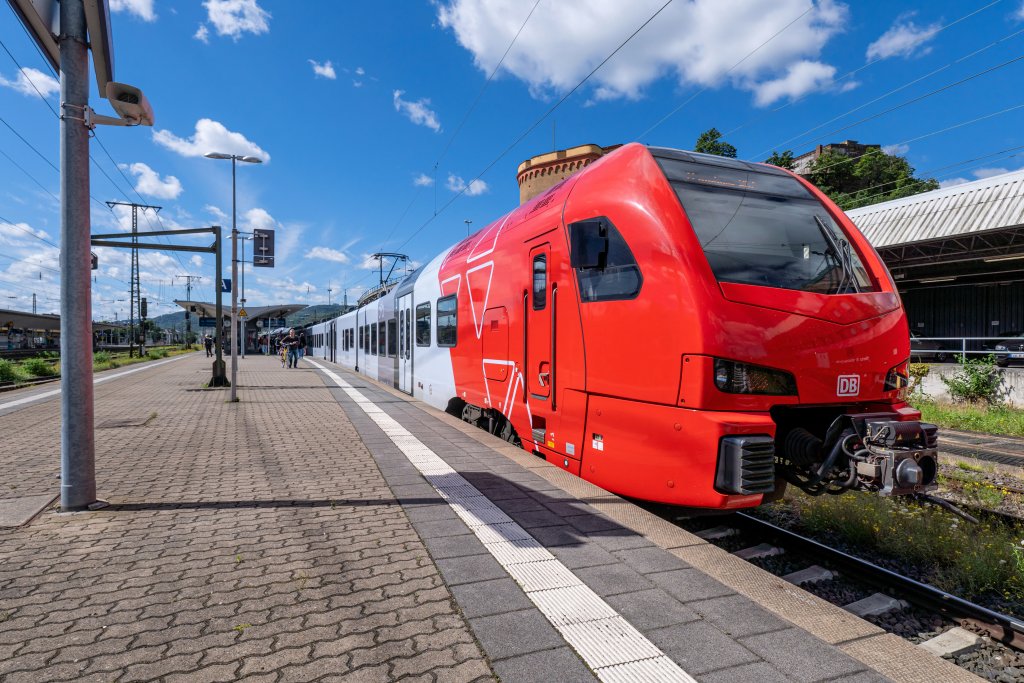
top-left (570, 219), bottom-right (608, 270)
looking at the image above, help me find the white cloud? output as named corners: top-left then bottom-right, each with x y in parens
top-left (939, 177), bottom-right (970, 188)
top-left (446, 173), bottom-right (489, 196)
top-left (309, 59), bottom-right (336, 79)
top-left (866, 15), bottom-right (940, 61)
top-left (437, 0), bottom-right (848, 105)
top-left (1018, 2), bottom-right (1024, 21)
top-left (190, 255), bottom-right (204, 267)
top-left (0, 67), bottom-right (59, 98)
top-left (973, 167), bottom-right (1014, 180)
top-left (202, 0), bottom-right (270, 40)
top-left (205, 205), bottom-right (228, 221)
top-left (753, 60), bottom-right (836, 106)
top-left (355, 67), bottom-right (366, 76)
top-left (194, 24), bottom-right (210, 43)
top-left (305, 246), bottom-right (350, 264)
top-left (152, 118), bottom-right (270, 162)
top-left (242, 208), bottom-right (275, 230)
top-left (882, 143), bottom-right (910, 156)
top-left (127, 162), bottom-right (183, 199)
top-left (393, 90), bottom-right (442, 132)
top-left (109, 0), bottom-right (156, 22)
top-left (413, 173), bottom-right (434, 187)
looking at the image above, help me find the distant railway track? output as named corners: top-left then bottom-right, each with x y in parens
top-left (0, 376), bottom-right (60, 393)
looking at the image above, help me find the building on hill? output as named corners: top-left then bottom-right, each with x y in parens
top-left (516, 144), bottom-right (621, 205)
top-left (792, 139), bottom-right (880, 175)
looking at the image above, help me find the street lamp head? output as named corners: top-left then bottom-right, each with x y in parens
top-left (240, 156), bottom-right (263, 164)
top-left (204, 152), bottom-right (233, 160)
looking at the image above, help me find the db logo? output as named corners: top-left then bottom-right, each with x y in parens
top-left (837, 374), bottom-right (860, 397)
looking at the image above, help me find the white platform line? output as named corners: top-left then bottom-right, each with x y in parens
top-left (0, 354), bottom-right (187, 412)
top-left (309, 360), bottom-right (696, 683)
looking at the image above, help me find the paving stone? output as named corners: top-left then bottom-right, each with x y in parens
top-left (699, 661), bottom-right (792, 683)
top-left (468, 609), bottom-right (565, 661)
top-left (547, 541), bottom-right (619, 569)
top-left (574, 562), bottom-right (654, 598)
top-left (491, 646), bottom-right (597, 682)
top-left (436, 554), bottom-right (508, 586)
top-left (611, 546), bottom-right (691, 574)
top-left (647, 620), bottom-right (761, 675)
top-left (448, 578), bottom-right (534, 619)
top-left (647, 568), bottom-right (736, 603)
top-left (739, 628), bottom-right (867, 682)
top-left (420, 533), bottom-right (486, 560)
top-left (688, 594), bottom-right (792, 639)
top-left (603, 588), bottom-right (701, 631)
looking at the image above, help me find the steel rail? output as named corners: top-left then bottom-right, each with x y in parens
top-left (733, 511), bottom-right (1024, 649)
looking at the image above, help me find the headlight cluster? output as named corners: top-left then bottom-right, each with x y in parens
top-left (714, 359), bottom-right (797, 395)
top-left (995, 345), bottom-right (1008, 351)
top-left (884, 362), bottom-right (909, 392)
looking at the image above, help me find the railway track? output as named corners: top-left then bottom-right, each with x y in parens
top-left (656, 506), bottom-right (1024, 681)
top-left (732, 513), bottom-right (1024, 649)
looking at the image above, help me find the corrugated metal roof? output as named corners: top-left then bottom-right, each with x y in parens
top-left (845, 168), bottom-right (1024, 247)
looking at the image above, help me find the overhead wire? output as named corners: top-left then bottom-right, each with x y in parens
top-left (376, 0), bottom-right (543, 253)
top-left (723, 0), bottom-right (1007, 141)
top-left (634, 4), bottom-right (813, 141)
top-left (394, 0), bottom-right (676, 252)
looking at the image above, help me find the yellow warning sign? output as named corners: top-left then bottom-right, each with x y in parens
top-left (238, 308), bottom-right (248, 318)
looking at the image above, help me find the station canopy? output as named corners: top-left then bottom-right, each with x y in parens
top-left (846, 168), bottom-right (1024, 288)
top-left (173, 301), bottom-right (306, 323)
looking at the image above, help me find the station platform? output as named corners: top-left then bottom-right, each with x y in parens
top-left (0, 353), bottom-right (979, 682)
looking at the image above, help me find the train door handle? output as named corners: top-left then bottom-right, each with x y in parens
top-left (538, 371), bottom-right (550, 387)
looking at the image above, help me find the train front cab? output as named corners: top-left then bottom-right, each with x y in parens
top-left (560, 144), bottom-right (927, 510)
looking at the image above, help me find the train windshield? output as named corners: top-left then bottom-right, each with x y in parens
top-left (656, 154), bottom-right (875, 294)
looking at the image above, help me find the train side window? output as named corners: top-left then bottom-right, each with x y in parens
top-left (358, 326), bottom-right (364, 350)
top-left (387, 319), bottom-right (397, 357)
top-left (569, 217), bottom-right (643, 302)
top-left (532, 254), bottom-right (547, 310)
top-left (436, 295), bottom-right (457, 347)
top-left (370, 324), bottom-right (377, 355)
top-left (416, 302), bottom-right (431, 346)
top-left (378, 321), bottom-right (386, 356)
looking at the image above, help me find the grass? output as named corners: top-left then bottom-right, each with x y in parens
top-left (913, 400), bottom-right (1024, 437)
top-left (761, 489), bottom-right (1024, 604)
top-left (0, 347), bottom-right (195, 384)
top-left (21, 357), bottom-right (57, 377)
top-left (0, 359), bottom-right (26, 383)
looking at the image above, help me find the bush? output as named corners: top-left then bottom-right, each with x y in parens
top-left (908, 363), bottom-right (930, 398)
top-left (148, 348), bottom-right (168, 359)
top-left (941, 354), bottom-right (1006, 405)
top-left (0, 359), bottom-right (25, 383)
top-left (94, 351), bottom-right (111, 364)
top-left (21, 357), bottom-right (57, 377)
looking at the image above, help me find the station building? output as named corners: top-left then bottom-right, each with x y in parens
top-left (846, 168), bottom-right (1024, 341)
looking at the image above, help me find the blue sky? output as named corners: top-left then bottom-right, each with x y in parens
top-left (1, 0), bottom-right (1024, 321)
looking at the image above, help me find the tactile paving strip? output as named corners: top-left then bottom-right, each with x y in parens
top-left (310, 361), bottom-right (697, 683)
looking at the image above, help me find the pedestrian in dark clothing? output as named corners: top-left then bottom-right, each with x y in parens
top-left (204, 335), bottom-right (213, 357)
top-left (281, 328), bottom-right (301, 368)
top-left (298, 330), bottom-right (307, 360)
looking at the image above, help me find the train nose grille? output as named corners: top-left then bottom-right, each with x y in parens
top-left (714, 436), bottom-right (776, 495)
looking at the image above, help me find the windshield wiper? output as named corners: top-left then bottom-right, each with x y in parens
top-left (814, 215), bottom-right (859, 294)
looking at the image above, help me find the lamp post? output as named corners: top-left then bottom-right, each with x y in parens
top-left (204, 152), bottom-right (262, 402)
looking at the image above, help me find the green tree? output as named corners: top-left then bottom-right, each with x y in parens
top-left (765, 150), bottom-right (794, 169)
top-left (694, 128), bottom-right (737, 158)
top-left (805, 148), bottom-right (938, 210)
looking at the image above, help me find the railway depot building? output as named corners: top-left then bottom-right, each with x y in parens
top-left (846, 168), bottom-right (1024, 342)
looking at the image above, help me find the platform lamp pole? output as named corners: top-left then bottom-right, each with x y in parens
top-left (204, 152), bottom-right (262, 402)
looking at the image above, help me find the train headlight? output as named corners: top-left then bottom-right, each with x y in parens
top-left (713, 359), bottom-right (797, 395)
top-left (884, 362), bottom-right (909, 392)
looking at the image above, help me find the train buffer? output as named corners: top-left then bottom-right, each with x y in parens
top-left (0, 353), bottom-right (979, 682)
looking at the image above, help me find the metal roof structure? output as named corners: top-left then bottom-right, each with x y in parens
top-left (173, 301), bottom-right (306, 320)
top-left (846, 168), bottom-right (1024, 249)
top-left (1, 308), bottom-right (117, 332)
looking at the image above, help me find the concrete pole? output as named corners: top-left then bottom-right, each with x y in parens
top-left (59, 0), bottom-right (97, 511)
top-left (211, 226), bottom-right (226, 386)
top-left (230, 157), bottom-right (238, 402)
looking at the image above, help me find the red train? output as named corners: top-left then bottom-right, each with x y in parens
top-left (311, 143), bottom-right (938, 509)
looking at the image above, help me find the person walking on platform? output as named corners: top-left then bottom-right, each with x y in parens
top-left (282, 328), bottom-right (301, 369)
top-left (203, 334), bottom-right (213, 358)
top-left (297, 329), bottom-right (307, 360)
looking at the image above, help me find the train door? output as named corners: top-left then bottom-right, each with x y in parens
top-left (527, 243), bottom-right (557, 448)
top-left (397, 293), bottom-right (413, 394)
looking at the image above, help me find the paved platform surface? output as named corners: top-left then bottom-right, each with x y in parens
top-left (0, 353), bottom-right (979, 682)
